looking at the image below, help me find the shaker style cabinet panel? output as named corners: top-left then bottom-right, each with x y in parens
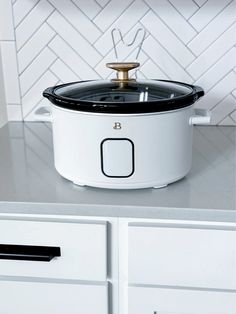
top-left (0, 280), bottom-right (108, 314)
top-left (0, 219), bottom-right (107, 281)
top-left (129, 287), bottom-right (236, 314)
top-left (129, 225), bottom-right (236, 289)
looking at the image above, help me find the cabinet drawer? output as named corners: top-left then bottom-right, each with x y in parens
top-left (129, 287), bottom-right (236, 314)
top-left (0, 219), bottom-right (107, 281)
top-left (0, 280), bottom-right (108, 314)
top-left (129, 225), bottom-right (236, 289)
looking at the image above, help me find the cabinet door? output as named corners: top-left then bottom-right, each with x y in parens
top-left (0, 219), bottom-right (107, 281)
top-left (129, 287), bottom-right (236, 314)
top-left (0, 280), bottom-right (108, 314)
top-left (129, 225), bottom-right (236, 289)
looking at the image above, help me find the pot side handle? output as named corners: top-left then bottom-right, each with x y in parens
top-left (193, 85), bottom-right (204, 100)
top-left (33, 105), bottom-right (53, 123)
top-left (43, 87), bottom-right (54, 99)
top-left (189, 108), bottom-right (211, 125)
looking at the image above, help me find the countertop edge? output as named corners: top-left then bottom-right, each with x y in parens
top-left (0, 201), bottom-right (235, 223)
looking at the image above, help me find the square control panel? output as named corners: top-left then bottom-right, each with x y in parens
top-left (101, 138), bottom-right (134, 178)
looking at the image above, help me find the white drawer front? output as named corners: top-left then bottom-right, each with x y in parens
top-left (0, 219), bottom-right (107, 281)
top-left (129, 225), bottom-right (236, 289)
top-left (0, 280), bottom-right (108, 314)
top-left (129, 287), bottom-right (236, 314)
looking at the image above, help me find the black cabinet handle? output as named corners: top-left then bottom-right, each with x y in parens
top-left (0, 244), bottom-right (61, 262)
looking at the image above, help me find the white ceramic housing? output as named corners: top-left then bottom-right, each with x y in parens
top-left (35, 104), bottom-right (210, 189)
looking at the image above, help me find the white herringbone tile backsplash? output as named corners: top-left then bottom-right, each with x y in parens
top-left (0, 0), bottom-right (236, 124)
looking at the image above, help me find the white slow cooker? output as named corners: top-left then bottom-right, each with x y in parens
top-left (36, 62), bottom-right (211, 189)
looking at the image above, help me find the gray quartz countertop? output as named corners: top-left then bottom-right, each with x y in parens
top-left (0, 122), bottom-right (235, 222)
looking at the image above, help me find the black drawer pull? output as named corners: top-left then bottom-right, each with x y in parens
top-left (0, 244), bottom-right (61, 262)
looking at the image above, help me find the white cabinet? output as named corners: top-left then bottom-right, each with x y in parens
top-left (0, 218), bottom-right (109, 314)
top-left (129, 286), bottom-right (236, 314)
top-left (128, 222), bottom-right (236, 314)
top-left (0, 215), bottom-right (235, 314)
top-left (0, 219), bottom-right (107, 281)
top-left (129, 225), bottom-right (236, 289)
top-left (0, 280), bottom-right (108, 314)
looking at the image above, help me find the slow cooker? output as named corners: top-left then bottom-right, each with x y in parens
top-left (36, 62), bottom-right (211, 189)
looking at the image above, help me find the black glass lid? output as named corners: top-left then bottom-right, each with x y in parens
top-left (55, 79), bottom-right (193, 102)
top-left (43, 62), bottom-right (204, 114)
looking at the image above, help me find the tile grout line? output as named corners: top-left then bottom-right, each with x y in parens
top-left (19, 30), bottom-right (57, 76)
top-left (49, 67), bottom-right (65, 83)
top-left (46, 10), bottom-right (104, 58)
top-left (143, 0), bottom-right (197, 46)
top-left (49, 59), bottom-right (81, 81)
top-left (186, 0), bottom-right (235, 46)
top-left (94, 0), bottom-right (103, 9)
top-left (93, 0), bottom-right (136, 35)
top-left (0, 40), bottom-right (16, 42)
top-left (231, 91), bottom-right (236, 100)
top-left (70, 0), bottom-right (103, 27)
top-left (140, 7), bottom-right (198, 59)
top-left (16, 8), bottom-right (56, 53)
top-left (192, 0), bottom-right (201, 7)
top-left (217, 107), bottom-right (236, 125)
top-left (187, 44), bottom-right (236, 82)
top-left (168, 0), bottom-right (199, 21)
top-left (49, 33), bottom-right (103, 79)
top-left (92, 0), bottom-right (140, 46)
top-left (14, 0), bottom-right (41, 29)
top-left (46, 45), bottom-right (82, 80)
top-left (195, 53), bottom-right (236, 91)
top-left (47, 0), bottom-right (103, 44)
top-left (166, 0), bottom-right (200, 33)
top-left (191, 0), bottom-right (235, 27)
top-left (203, 74), bottom-right (236, 112)
top-left (139, 23), bottom-right (195, 82)
top-left (140, 49), bottom-right (172, 80)
top-left (10, 0), bottom-right (23, 119)
top-left (20, 56), bottom-right (58, 98)
top-left (21, 62), bottom-right (58, 101)
top-left (89, 0), bottom-right (112, 21)
top-left (192, 0), bottom-right (208, 7)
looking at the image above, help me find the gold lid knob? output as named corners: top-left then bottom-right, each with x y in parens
top-left (106, 62), bottom-right (140, 81)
